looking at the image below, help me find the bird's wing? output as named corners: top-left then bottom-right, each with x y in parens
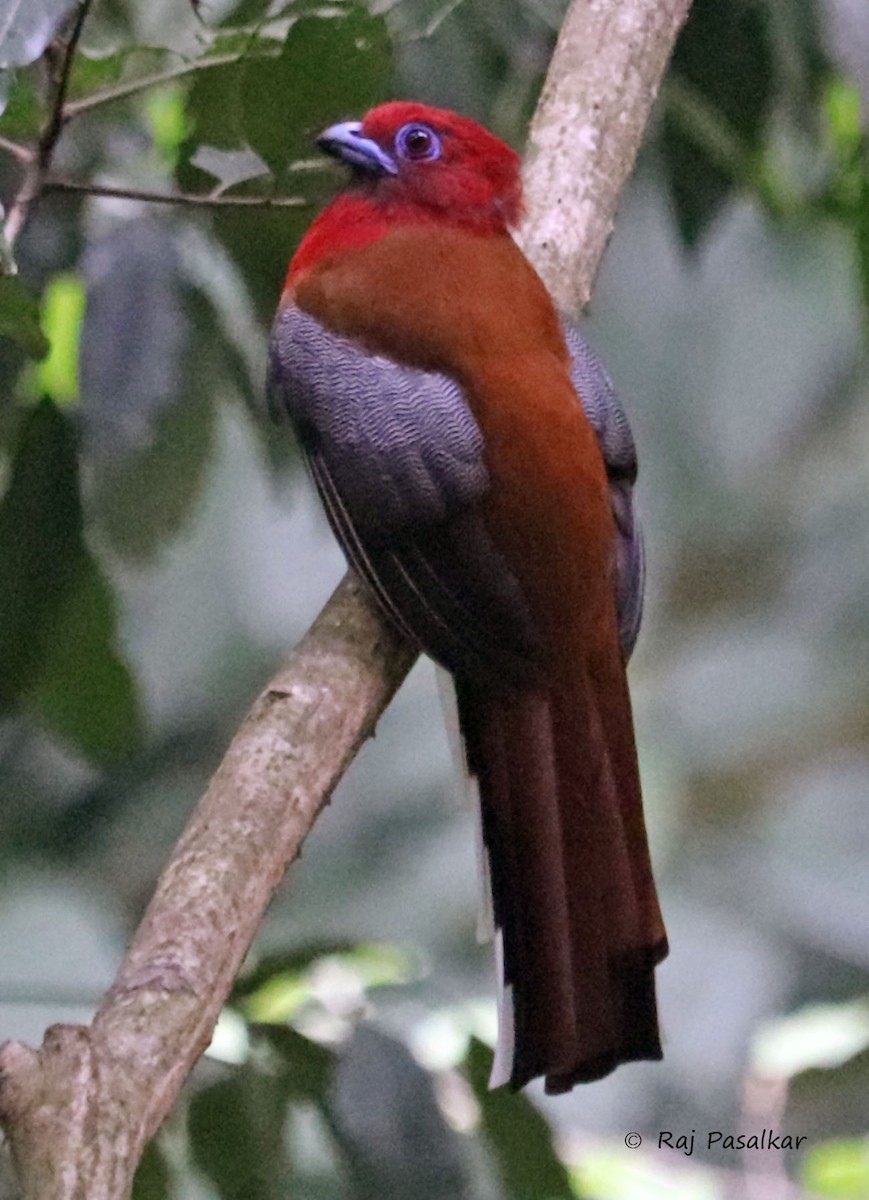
top-left (269, 304), bottom-right (541, 682)
top-left (269, 305), bottom-right (644, 673)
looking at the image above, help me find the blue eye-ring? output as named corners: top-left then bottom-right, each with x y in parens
top-left (395, 123), bottom-right (441, 162)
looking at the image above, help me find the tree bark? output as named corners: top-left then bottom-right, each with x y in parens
top-left (520, 0), bottom-right (693, 312)
top-left (0, 0), bottom-right (692, 1195)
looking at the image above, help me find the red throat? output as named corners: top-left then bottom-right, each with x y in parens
top-left (288, 195), bottom-right (388, 286)
top-left (286, 191), bottom-right (513, 290)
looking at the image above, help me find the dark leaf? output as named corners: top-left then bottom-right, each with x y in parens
top-left (178, 8), bottom-right (390, 320)
top-left (778, 0), bottom-right (829, 118)
top-left (241, 7), bottom-right (392, 177)
top-left (465, 1038), bottom-right (573, 1200)
top-left (0, 399), bottom-right (80, 707)
top-left (856, 170), bottom-right (869, 316)
top-left (132, 1139), bottom-right (171, 1200)
top-left (661, 106), bottom-right (734, 247)
top-left (207, 198), bottom-right (319, 325)
top-left (23, 546), bottom-right (141, 762)
top-left (256, 1023), bottom-right (335, 1102)
top-left (220, 0), bottom-right (272, 21)
top-left (189, 1068), bottom-right (294, 1200)
top-left (330, 1025), bottom-right (472, 1200)
top-left (0, 276), bottom-right (49, 358)
top-left (662, 0), bottom-right (775, 244)
top-left (0, 0), bottom-right (75, 69)
top-left (788, 1046), bottom-right (869, 1146)
top-left (0, 400), bottom-right (141, 762)
top-left (176, 31), bottom-right (283, 178)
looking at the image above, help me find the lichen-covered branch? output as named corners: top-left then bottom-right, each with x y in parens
top-left (0, 576), bottom-right (415, 1199)
top-left (0, 1), bottom-right (692, 1196)
top-left (520, 0), bottom-right (692, 312)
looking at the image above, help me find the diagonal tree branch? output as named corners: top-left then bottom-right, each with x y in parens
top-left (0, 1), bottom-right (692, 1197)
top-left (520, 0), bottom-right (694, 312)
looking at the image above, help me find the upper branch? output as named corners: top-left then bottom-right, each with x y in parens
top-left (520, 0), bottom-right (692, 311)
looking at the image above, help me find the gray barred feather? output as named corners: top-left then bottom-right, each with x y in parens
top-left (268, 305), bottom-right (645, 664)
top-left (270, 307), bottom-right (487, 538)
top-left (562, 324), bottom-right (637, 479)
top-left (563, 324), bottom-right (645, 657)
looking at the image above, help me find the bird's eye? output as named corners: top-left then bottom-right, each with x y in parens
top-left (395, 123), bottom-right (441, 162)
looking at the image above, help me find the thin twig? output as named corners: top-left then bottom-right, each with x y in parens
top-left (42, 176), bottom-right (308, 209)
top-left (62, 51), bottom-right (255, 122)
top-left (0, 136), bottom-right (33, 164)
top-left (3, 0), bottom-right (93, 252)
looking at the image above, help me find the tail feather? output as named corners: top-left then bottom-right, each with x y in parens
top-left (457, 659), bottom-right (666, 1093)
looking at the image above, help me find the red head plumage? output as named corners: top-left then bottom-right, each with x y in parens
top-left (288, 102), bottom-right (523, 283)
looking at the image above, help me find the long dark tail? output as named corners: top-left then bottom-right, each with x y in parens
top-left (457, 660), bottom-right (667, 1093)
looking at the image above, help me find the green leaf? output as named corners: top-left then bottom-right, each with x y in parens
top-left (178, 58), bottom-right (245, 165)
top-left (233, 942), bottom-right (412, 1010)
top-left (34, 272), bottom-right (84, 400)
top-left (0, 400), bottom-right (140, 762)
top-left (0, 276), bottom-right (50, 359)
top-left (803, 1139), bottom-right (869, 1200)
top-left (0, 66), bottom-right (40, 136)
top-left (464, 1038), bottom-right (573, 1200)
top-left (0, 0), bottom-right (76, 69)
top-left (826, 78), bottom-right (862, 155)
top-left (176, 31), bottom-right (282, 178)
top-left (145, 85), bottom-right (189, 167)
top-left (233, 941), bottom-right (357, 1001)
top-left (66, 45), bottom-right (168, 101)
top-left (241, 6), bottom-right (392, 176)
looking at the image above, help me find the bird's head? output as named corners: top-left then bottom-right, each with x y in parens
top-left (316, 101), bottom-right (523, 232)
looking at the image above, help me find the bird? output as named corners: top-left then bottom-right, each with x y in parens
top-left (268, 101), bottom-right (667, 1093)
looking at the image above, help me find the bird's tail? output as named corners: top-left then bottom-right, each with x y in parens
top-left (456, 658), bottom-right (667, 1093)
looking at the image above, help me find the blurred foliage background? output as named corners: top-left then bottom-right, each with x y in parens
top-left (1, 0), bottom-right (869, 1196)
